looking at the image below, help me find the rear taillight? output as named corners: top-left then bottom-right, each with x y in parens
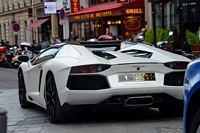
top-left (164, 62), bottom-right (188, 69)
top-left (70, 65), bottom-right (111, 74)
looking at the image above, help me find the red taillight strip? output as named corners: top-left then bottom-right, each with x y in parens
top-left (70, 65), bottom-right (111, 74)
top-left (164, 62), bottom-right (188, 69)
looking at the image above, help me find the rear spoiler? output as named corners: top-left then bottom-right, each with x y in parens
top-left (79, 41), bottom-right (122, 51)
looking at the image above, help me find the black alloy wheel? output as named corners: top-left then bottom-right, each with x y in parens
top-left (18, 71), bottom-right (32, 108)
top-left (45, 73), bottom-right (66, 123)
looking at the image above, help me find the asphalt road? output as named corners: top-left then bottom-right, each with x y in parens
top-left (0, 67), bottom-right (18, 89)
top-left (0, 67), bottom-right (183, 133)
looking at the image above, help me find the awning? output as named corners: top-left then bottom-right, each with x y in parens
top-left (67, 1), bottom-right (144, 16)
top-left (67, 3), bottom-right (123, 16)
top-left (26, 18), bottom-right (49, 28)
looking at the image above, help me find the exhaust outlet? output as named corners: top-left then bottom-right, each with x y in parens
top-left (125, 96), bottom-right (154, 106)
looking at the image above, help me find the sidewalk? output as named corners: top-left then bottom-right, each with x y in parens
top-left (0, 89), bottom-right (51, 133)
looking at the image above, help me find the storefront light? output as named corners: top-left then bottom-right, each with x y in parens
top-left (107, 21), bottom-right (111, 25)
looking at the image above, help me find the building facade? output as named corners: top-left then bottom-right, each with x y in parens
top-left (0, 0), bottom-right (153, 45)
top-left (146, 0), bottom-right (200, 42)
top-left (0, 0), bottom-right (62, 45)
top-left (0, 0), bottom-right (34, 45)
top-left (65, 0), bottom-right (146, 41)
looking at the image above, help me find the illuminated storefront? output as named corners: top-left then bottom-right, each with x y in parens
top-left (149, 0), bottom-right (200, 40)
top-left (67, 0), bottom-right (145, 40)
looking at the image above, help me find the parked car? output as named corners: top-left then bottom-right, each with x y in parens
top-left (184, 58), bottom-right (200, 133)
top-left (17, 41), bottom-right (189, 123)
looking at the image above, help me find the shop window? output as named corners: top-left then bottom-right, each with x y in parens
top-left (90, 21), bottom-right (95, 36)
top-left (85, 22), bottom-right (90, 40)
top-left (193, 0), bottom-right (200, 22)
top-left (77, 23), bottom-right (85, 41)
top-left (95, 20), bottom-right (102, 37)
top-left (4, 24), bottom-right (6, 41)
top-left (81, 23), bottom-right (85, 40)
top-left (71, 23), bottom-right (78, 37)
top-left (24, 21), bottom-right (27, 42)
top-left (89, 0), bottom-right (116, 6)
top-left (0, 25), bottom-right (1, 40)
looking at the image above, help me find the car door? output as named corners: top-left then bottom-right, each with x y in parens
top-left (26, 47), bottom-right (61, 93)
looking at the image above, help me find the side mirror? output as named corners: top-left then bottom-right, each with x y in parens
top-left (169, 31), bottom-right (173, 36)
top-left (17, 55), bottom-right (30, 62)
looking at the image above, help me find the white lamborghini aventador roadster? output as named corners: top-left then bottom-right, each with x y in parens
top-left (17, 41), bottom-right (190, 123)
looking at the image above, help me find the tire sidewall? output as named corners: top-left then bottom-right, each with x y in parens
top-left (189, 109), bottom-right (200, 133)
top-left (18, 71), bottom-right (29, 108)
top-left (45, 73), bottom-right (63, 123)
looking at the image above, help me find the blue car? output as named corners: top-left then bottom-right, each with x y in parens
top-left (184, 58), bottom-right (200, 133)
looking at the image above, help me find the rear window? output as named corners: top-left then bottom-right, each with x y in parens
top-left (92, 51), bottom-right (116, 60)
top-left (121, 50), bottom-right (152, 58)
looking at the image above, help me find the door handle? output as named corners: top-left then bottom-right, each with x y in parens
top-left (38, 65), bottom-right (42, 68)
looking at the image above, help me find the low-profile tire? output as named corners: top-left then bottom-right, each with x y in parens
top-left (189, 109), bottom-right (200, 133)
top-left (18, 71), bottom-right (33, 108)
top-left (45, 73), bottom-right (68, 123)
top-left (159, 103), bottom-right (183, 117)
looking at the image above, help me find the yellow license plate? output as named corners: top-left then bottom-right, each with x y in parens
top-left (118, 73), bottom-right (156, 82)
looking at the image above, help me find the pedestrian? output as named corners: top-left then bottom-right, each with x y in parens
top-left (56, 36), bottom-right (61, 43)
top-left (106, 28), bottom-right (113, 36)
top-left (5, 41), bottom-right (11, 49)
top-left (31, 40), bottom-right (41, 52)
top-left (135, 28), bottom-right (147, 43)
top-left (0, 40), bottom-right (6, 46)
top-left (68, 31), bottom-right (79, 41)
top-left (51, 36), bottom-right (56, 45)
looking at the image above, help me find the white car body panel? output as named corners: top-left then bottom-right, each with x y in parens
top-left (119, 43), bottom-right (191, 62)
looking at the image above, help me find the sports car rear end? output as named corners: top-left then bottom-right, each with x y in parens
top-left (18, 42), bottom-right (187, 123)
top-left (57, 48), bottom-right (186, 116)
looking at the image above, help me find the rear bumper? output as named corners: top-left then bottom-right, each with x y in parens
top-left (61, 93), bottom-right (182, 113)
top-left (59, 85), bottom-right (183, 108)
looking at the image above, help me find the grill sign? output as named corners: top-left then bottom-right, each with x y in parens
top-left (70, 0), bottom-right (80, 13)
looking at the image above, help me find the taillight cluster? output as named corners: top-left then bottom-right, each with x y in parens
top-left (70, 65), bottom-right (111, 74)
top-left (164, 62), bottom-right (188, 69)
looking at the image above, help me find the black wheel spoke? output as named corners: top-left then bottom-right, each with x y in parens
top-left (46, 74), bottom-right (57, 120)
top-left (46, 91), bottom-right (52, 98)
top-left (45, 74), bottom-right (65, 123)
